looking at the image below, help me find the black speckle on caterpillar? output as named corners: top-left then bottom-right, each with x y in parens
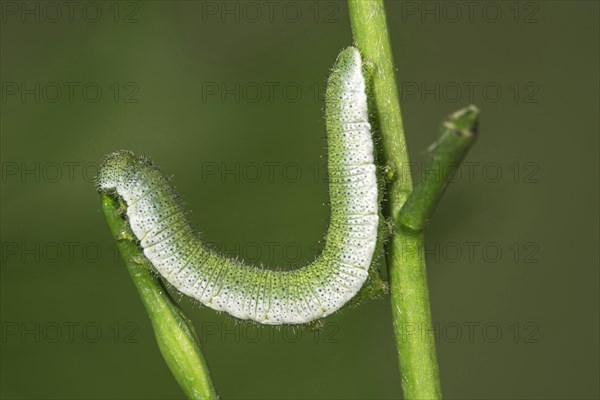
top-left (98, 47), bottom-right (379, 325)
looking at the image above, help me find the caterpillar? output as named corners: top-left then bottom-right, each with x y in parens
top-left (98, 47), bottom-right (379, 325)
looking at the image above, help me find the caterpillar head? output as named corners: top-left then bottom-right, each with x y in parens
top-left (97, 150), bottom-right (138, 192)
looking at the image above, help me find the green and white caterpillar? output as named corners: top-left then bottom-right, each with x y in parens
top-left (98, 47), bottom-right (379, 325)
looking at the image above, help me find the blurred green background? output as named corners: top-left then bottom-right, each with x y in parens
top-left (1, 1), bottom-right (598, 399)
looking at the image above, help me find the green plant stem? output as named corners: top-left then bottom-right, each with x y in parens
top-left (348, 1), bottom-right (441, 398)
top-left (391, 106), bottom-right (478, 399)
top-left (399, 106), bottom-right (479, 232)
top-left (101, 194), bottom-right (218, 400)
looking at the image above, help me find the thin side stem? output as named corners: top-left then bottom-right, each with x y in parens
top-left (399, 106), bottom-right (479, 232)
top-left (101, 194), bottom-right (218, 400)
top-left (348, 1), bottom-right (442, 398)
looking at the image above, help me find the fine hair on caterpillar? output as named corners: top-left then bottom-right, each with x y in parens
top-left (98, 47), bottom-right (380, 325)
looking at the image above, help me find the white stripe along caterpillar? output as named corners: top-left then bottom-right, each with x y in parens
top-left (98, 47), bottom-right (379, 325)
